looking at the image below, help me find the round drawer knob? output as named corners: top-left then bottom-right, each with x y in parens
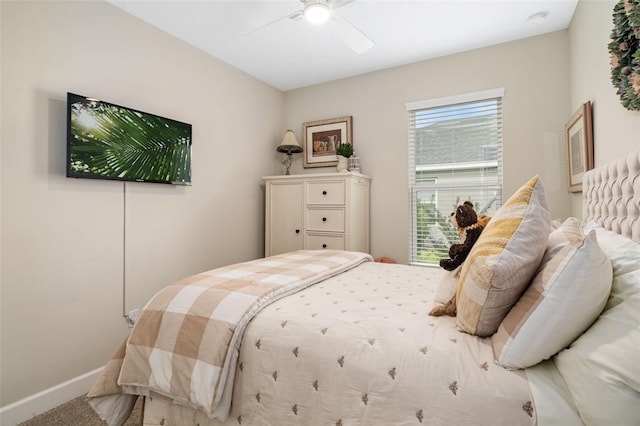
top-left (295, 229), bottom-right (300, 234)
top-left (322, 243), bottom-right (327, 249)
top-left (322, 190), bottom-right (327, 195)
top-left (322, 217), bottom-right (327, 222)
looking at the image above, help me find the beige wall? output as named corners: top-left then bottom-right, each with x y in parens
top-left (0, 1), bottom-right (284, 406)
top-left (285, 31), bottom-right (572, 263)
top-left (568, 0), bottom-right (640, 215)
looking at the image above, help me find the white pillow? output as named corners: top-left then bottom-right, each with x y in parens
top-left (554, 226), bottom-right (640, 425)
top-left (492, 228), bottom-right (612, 369)
top-left (540, 217), bottom-right (584, 265)
top-left (433, 267), bottom-right (460, 305)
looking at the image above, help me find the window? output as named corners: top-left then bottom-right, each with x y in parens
top-left (406, 89), bottom-right (504, 266)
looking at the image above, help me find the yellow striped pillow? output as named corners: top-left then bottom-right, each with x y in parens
top-left (456, 176), bottom-right (551, 337)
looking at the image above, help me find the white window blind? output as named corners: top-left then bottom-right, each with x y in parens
top-left (407, 89), bottom-right (504, 266)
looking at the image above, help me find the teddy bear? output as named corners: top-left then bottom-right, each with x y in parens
top-left (430, 201), bottom-right (489, 317)
top-left (439, 201), bottom-right (486, 271)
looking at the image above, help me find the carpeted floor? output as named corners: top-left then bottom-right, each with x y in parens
top-left (17, 394), bottom-right (143, 426)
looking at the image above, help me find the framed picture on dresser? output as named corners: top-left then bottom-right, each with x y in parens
top-left (303, 116), bottom-right (352, 168)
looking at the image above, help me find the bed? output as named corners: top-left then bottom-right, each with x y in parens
top-left (88, 150), bottom-right (640, 426)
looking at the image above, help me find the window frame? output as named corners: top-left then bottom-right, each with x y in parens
top-left (406, 88), bottom-right (505, 266)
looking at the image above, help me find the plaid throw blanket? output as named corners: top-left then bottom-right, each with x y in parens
top-left (88, 250), bottom-right (372, 426)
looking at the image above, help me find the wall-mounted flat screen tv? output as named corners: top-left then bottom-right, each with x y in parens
top-left (66, 92), bottom-right (192, 185)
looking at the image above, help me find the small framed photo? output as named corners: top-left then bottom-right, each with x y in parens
top-left (303, 116), bottom-right (353, 168)
top-left (565, 101), bottom-right (594, 192)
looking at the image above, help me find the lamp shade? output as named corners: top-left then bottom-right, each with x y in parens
top-left (277, 130), bottom-right (303, 154)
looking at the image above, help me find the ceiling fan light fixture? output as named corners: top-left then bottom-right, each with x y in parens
top-left (304, 1), bottom-right (331, 25)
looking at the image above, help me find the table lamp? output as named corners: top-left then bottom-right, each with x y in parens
top-left (277, 130), bottom-right (303, 175)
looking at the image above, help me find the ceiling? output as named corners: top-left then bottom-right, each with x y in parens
top-left (107, 0), bottom-right (579, 91)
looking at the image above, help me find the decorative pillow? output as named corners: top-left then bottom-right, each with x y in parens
top-left (540, 217), bottom-right (584, 266)
top-left (554, 226), bottom-right (640, 425)
top-left (433, 266), bottom-right (460, 305)
top-left (455, 176), bottom-right (550, 337)
top-left (492, 228), bottom-right (612, 369)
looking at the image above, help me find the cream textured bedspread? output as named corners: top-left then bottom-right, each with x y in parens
top-left (142, 262), bottom-right (538, 426)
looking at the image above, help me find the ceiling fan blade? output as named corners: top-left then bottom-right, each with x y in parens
top-left (330, 0), bottom-right (355, 10)
top-left (332, 15), bottom-right (374, 54)
top-left (242, 9), bottom-right (303, 37)
top-left (289, 10), bottom-right (304, 21)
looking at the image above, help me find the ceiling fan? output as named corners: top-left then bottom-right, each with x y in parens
top-left (245, 0), bottom-right (375, 54)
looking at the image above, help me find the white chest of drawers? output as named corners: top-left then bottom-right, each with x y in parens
top-left (263, 173), bottom-right (371, 257)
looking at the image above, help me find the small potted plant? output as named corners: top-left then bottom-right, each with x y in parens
top-left (335, 142), bottom-right (352, 172)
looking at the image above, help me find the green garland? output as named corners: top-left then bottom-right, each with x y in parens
top-left (608, 0), bottom-right (640, 111)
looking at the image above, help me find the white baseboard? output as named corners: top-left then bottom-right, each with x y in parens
top-left (0, 367), bottom-right (103, 426)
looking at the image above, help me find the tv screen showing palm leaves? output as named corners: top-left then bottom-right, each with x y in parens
top-left (67, 92), bottom-right (192, 185)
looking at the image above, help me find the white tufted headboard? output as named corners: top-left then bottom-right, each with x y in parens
top-left (582, 150), bottom-right (640, 243)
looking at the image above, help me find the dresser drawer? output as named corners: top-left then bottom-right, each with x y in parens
top-left (306, 181), bottom-right (345, 205)
top-left (306, 209), bottom-right (345, 232)
top-left (305, 233), bottom-right (344, 250)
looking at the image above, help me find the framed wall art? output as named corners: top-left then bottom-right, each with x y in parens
top-left (303, 116), bottom-right (353, 168)
top-left (565, 101), bottom-right (594, 192)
